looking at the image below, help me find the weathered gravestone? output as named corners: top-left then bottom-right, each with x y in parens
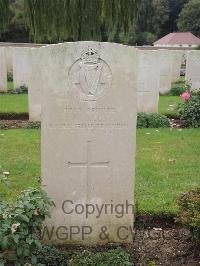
top-left (28, 48), bottom-right (43, 121)
top-left (186, 51), bottom-right (200, 90)
top-left (40, 42), bottom-right (137, 245)
top-left (0, 47), bottom-right (7, 92)
top-left (6, 47), bottom-right (13, 72)
top-left (159, 50), bottom-right (173, 94)
top-left (171, 51), bottom-right (184, 82)
top-left (137, 50), bottom-right (160, 113)
top-left (13, 48), bottom-right (30, 90)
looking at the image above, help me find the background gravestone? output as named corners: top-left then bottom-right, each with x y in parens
top-left (28, 48), bottom-right (43, 121)
top-left (186, 51), bottom-right (200, 90)
top-left (159, 50), bottom-right (173, 95)
top-left (5, 47), bottom-right (13, 72)
top-left (171, 51), bottom-right (184, 82)
top-left (137, 50), bottom-right (160, 113)
top-left (13, 47), bottom-right (30, 90)
top-left (40, 42), bottom-right (137, 245)
top-left (0, 48), bottom-right (7, 92)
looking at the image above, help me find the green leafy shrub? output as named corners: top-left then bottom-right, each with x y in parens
top-left (170, 86), bottom-right (185, 96)
top-left (69, 248), bottom-right (133, 266)
top-left (0, 170), bottom-right (11, 200)
top-left (137, 112), bottom-right (148, 128)
top-left (0, 189), bottom-right (54, 265)
top-left (26, 121), bottom-right (41, 129)
top-left (7, 71), bottom-right (13, 82)
top-left (12, 84), bottom-right (28, 94)
top-left (180, 90), bottom-right (200, 128)
top-left (148, 113), bottom-right (170, 128)
top-left (0, 121), bottom-right (6, 130)
top-left (36, 246), bottom-right (133, 266)
top-left (176, 187), bottom-right (200, 246)
top-left (137, 113), bottom-right (170, 128)
top-left (35, 244), bottom-right (73, 265)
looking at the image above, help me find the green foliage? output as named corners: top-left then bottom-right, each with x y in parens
top-left (137, 112), bottom-right (148, 128)
top-left (177, 0), bottom-right (200, 37)
top-left (180, 90), bottom-right (200, 128)
top-left (35, 244), bottom-right (73, 265)
top-left (148, 113), bottom-right (170, 128)
top-left (7, 71), bottom-right (13, 82)
top-left (176, 187), bottom-right (200, 245)
top-left (69, 248), bottom-right (133, 266)
top-left (0, 0), bottom-right (29, 42)
top-left (148, 261), bottom-right (156, 266)
top-left (24, 0), bottom-right (141, 42)
top-left (137, 113), bottom-right (170, 128)
top-left (36, 246), bottom-right (133, 266)
top-left (0, 0), bottom-right (9, 35)
top-left (135, 0), bottom-right (170, 45)
top-left (13, 84), bottom-right (28, 94)
top-left (0, 188), bottom-right (54, 265)
top-left (0, 121), bottom-right (6, 129)
top-left (0, 170), bottom-right (11, 199)
top-left (170, 86), bottom-right (185, 96)
top-left (26, 121), bottom-right (41, 129)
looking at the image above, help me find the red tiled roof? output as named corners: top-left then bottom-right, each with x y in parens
top-left (154, 32), bottom-right (200, 45)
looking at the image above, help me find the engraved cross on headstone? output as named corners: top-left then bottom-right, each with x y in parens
top-left (67, 141), bottom-right (110, 177)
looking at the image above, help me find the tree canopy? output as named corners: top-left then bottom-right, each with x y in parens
top-left (23, 0), bottom-right (141, 42)
top-left (0, 0), bottom-right (199, 44)
top-left (177, 0), bottom-right (200, 37)
top-left (0, 0), bottom-right (9, 35)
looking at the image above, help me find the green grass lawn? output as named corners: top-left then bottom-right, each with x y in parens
top-left (7, 81), bottom-right (14, 91)
top-left (1, 82), bottom-right (183, 117)
top-left (0, 93), bottom-right (28, 113)
top-left (0, 81), bottom-right (28, 113)
top-left (0, 91), bottom-right (182, 118)
top-left (158, 95), bottom-right (182, 117)
top-left (0, 128), bottom-right (199, 215)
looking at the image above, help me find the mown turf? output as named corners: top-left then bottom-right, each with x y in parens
top-left (0, 93), bottom-right (28, 113)
top-left (0, 91), bottom-right (182, 118)
top-left (7, 81), bottom-right (14, 91)
top-left (0, 128), bottom-right (199, 215)
top-left (136, 128), bottom-right (200, 214)
top-left (158, 95), bottom-right (182, 117)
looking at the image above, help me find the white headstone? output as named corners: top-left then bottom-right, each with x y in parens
top-left (159, 50), bottom-right (173, 94)
top-left (171, 51), bottom-right (184, 82)
top-left (0, 48), bottom-right (7, 92)
top-left (28, 48), bottom-right (42, 121)
top-left (6, 47), bottom-right (13, 72)
top-left (186, 51), bottom-right (200, 90)
top-left (40, 42), bottom-right (137, 245)
top-left (137, 50), bottom-right (160, 113)
top-left (13, 48), bottom-right (30, 89)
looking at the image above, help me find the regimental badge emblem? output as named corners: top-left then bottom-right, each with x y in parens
top-left (69, 47), bottom-right (112, 101)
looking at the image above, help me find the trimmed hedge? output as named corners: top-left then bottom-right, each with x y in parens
top-left (137, 113), bottom-right (170, 128)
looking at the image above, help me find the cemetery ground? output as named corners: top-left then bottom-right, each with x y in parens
top-left (0, 82), bottom-right (199, 265)
top-left (0, 127), bottom-right (200, 265)
top-left (0, 90), bottom-right (182, 118)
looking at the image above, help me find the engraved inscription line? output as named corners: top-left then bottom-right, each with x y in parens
top-left (67, 141), bottom-right (110, 171)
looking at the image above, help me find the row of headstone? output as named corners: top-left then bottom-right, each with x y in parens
top-left (0, 48), bottom-right (7, 92)
top-left (36, 43), bottom-right (199, 245)
top-left (0, 46), bottom-right (200, 118)
top-left (0, 46), bottom-right (44, 93)
top-left (186, 51), bottom-right (200, 90)
top-left (0, 42), bottom-right (200, 245)
top-left (27, 48), bottom-right (191, 120)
